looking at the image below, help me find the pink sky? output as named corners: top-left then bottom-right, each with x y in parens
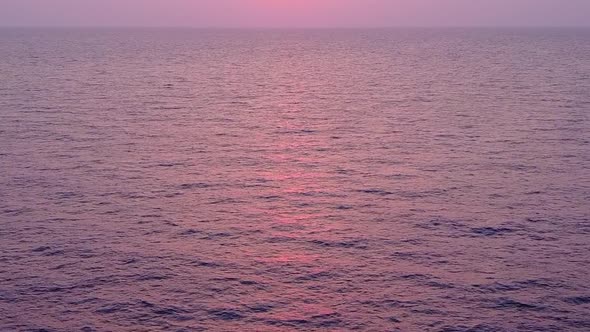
top-left (1, 0), bottom-right (589, 27)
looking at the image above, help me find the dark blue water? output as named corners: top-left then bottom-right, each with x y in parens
top-left (1, 28), bottom-right (589, 331)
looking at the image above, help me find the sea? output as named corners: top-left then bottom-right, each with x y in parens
top-left (0, 28), bottom-right (589, 331)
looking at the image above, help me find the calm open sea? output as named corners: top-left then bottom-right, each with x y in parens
top-left (1, 28), bottom-right (589, 331)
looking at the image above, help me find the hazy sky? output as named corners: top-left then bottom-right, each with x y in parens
top-left (1, 0), bottom-right (589, 28)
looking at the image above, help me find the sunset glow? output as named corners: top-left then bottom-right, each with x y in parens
top-left (1, 0), bottom-right (589, 27)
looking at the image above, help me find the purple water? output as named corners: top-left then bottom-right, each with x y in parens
top-left (1, 28), bottom-right (589, 331)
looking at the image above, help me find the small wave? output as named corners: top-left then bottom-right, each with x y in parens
top-left (470, 227), bottom-right (515, 237)
top-left (491, 298), bottom-right (545, 311)
top-left (208, 309), bottom-right (245, 321)
top-left (309, 239), bottom-right (368, 249)
top-left (564, 296), bottom-right (590, 305)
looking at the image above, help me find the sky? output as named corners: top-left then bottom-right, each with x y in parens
top-left (0, 0), bottom-right (589, 28)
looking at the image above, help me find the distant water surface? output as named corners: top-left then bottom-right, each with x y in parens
top-left (1, 28), bottom-right (589, 331)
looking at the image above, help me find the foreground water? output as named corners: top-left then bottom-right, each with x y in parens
top-left (1, 28), bottom-right (589, 331)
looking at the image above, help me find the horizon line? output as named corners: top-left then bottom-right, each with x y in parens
top-left (1, 25), bottom-right (590, 29)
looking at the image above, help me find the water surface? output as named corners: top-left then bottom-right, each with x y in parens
top-left (1, 28), bottom-right (589, 331)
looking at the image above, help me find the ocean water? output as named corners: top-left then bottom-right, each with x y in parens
top-left (0, 28), bottom-right (589, 331)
